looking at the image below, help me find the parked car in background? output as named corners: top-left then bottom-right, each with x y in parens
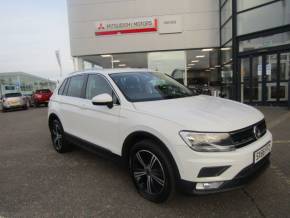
top-left (22, 93), bottom-right (33, 108)
top-left (1, 92), bottom-right (28, 112)
top-left (48, 69), bottom-right (272, 203)
top-left (32, 89), bottom-right (53, 107)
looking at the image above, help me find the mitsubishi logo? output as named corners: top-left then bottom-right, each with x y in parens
top-left (98, 23), bottom-right (105, 30)
top-left (253, 126), bottom-right (262, 139)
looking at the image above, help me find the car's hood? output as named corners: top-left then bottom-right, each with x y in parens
top-left (133, 95), bottom-right (264, 132)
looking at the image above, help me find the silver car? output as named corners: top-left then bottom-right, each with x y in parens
top-left (1, 93), bottom-right (28, 112)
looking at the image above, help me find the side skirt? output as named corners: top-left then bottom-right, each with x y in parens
top-left (64, 132), bottom-right (124, 164)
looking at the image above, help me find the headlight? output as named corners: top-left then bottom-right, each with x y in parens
top-left (179, 131), bottom-right (235, 152)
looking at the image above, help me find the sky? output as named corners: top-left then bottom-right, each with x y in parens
top-left (0, 0), bottom-right (74, 81)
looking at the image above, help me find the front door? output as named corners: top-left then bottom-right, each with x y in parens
top-left (81, 74), bottom-right (121, 154)
top-left (240, 52), bottom-right (290, 105)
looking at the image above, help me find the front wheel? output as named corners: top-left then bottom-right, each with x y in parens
top-left (129, 140), bottom-right (176, 203)
top-left (50, 119), bottom-right (71, 153)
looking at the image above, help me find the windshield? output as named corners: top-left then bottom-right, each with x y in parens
top-left (5, 93), bottom-right (22, 98)
top-left (110, 71), bottom-right (193, 102)
top-left (36, 89), bottom-right (51, 93)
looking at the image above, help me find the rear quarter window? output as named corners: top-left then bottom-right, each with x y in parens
top-left (58, 79), bottom-right (68, 95)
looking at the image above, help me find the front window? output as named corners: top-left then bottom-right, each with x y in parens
top-left (110, 71), bottom-right (193, 102)
top-left (85, 74), bottom-right (119, 104)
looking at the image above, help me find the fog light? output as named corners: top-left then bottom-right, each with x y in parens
top-left (196, 181), bottom-right (224, 190)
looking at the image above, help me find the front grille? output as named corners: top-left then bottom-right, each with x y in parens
top-left (230, 119), bottom-right (267, 149)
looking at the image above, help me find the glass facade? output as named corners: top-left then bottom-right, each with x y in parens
top-left (233, 0), bottom-right (290, 105)
top-left (78, 0), bottom-right (290, 105)
top-left (239, 31), bottom-right (290, 52)
top-left (220, 0), bottom-right (234, 99)
top-left (238, 1), bottom-right (290, 35)
top-left (82, 48), bottom-right (223, 95)
top-left (237, 0), bottom-right (277, 11)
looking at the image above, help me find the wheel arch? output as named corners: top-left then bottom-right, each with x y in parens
top-left (122, 131), bottom-right (181, 179)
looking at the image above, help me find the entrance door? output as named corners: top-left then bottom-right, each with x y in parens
top-left (240, 52), bottom-right (290, 105)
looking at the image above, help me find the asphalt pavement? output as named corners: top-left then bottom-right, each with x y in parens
top-left (0, 107), bottom-right (289, 217)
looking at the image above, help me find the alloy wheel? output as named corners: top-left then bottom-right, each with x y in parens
top-left (132, 150), bottom-right (165, 195)
top-left (52, 121), bottom-right (63, 150)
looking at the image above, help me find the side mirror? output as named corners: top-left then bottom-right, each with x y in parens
top-left (92, 93), bottom-right (113, 109)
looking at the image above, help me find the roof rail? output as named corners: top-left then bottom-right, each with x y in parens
top-left (69, 66), bottom-right (104, 75)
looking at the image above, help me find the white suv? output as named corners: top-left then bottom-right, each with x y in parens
top-left (48, 69), bottom-right (272, 203)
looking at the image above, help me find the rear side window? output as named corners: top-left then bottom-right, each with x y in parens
top-left (58, 79), bottom-right (68, 95)
top-left (67, 75), bottom-right (85, 98)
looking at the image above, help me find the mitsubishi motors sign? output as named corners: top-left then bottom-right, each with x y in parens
top-left (95, 17), bottom-right (158, 36)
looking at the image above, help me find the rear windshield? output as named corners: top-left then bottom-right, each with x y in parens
top-left (36, 89), bottom-right (51, 93)
top-left (5, 93), bottom-right (22, 98)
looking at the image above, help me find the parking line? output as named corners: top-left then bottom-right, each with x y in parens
top-left (267, 112), bottom-right (290, 129)
top-left (270, 164), bottom-right (290, 190)
top-left (273, 140), bottom-right (290, 144)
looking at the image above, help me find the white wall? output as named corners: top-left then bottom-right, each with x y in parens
top-left (67, 0), bottom-right (220, 56)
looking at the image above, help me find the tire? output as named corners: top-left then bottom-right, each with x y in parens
top-left (50, 119), bottom-right (71, 153)
top-left (129, 139), bottom-right (176, 203)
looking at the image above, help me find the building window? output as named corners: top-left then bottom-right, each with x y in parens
top-left (221, 20), bottom-right (233, 45)
top-left (82, 48), bottom-right (221, 92)
top-left (221, 0), bottom-right (232, 24)
top-left (237, 1), bottom-right (290, 35)
top-left (239, 31), bottom-right (290, 52)
top-left (186, 49), bottom-right (220, 89)
top-left (237, 0), bottom-right (279, 11)
top-left (221, 40), bottom-right (233, 64)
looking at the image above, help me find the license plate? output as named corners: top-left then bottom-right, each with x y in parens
top-left (254, 142), bottom-right (271, 163)
top-left (10, 102), bottom-right (19, 106)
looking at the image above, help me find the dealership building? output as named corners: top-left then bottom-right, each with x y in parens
top-left (67, 0), bottom-right (290, 106)
top-left (0, 72), bottom-right (56, 96)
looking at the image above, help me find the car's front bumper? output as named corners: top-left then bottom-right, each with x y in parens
top-left (174, 130), bottom-right (272, 194)
top-left (178, 153), bottom-right (270, 194)
top-left (3, 103), bottom-right (26, 110)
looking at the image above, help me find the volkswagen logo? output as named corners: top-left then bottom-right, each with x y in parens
top-left (253, 126), bottom-right (262, 139)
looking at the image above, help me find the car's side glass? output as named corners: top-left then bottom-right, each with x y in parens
top-left (63, 78), bottom-right (70, 96)
top-left (67, 75), bottom-right (85, 98)
top-left (85, 74), bottom-right (118, 104)
top-left (58, 79), bottom-right (67, 95)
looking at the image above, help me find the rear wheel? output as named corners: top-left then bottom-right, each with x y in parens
top-left (129, 140), bottom-right (176, 203)
top-left (50, 119), bottom-right (71, 153)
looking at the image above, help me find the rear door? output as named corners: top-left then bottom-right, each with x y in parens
top-left (81, 74), bottom-right (121, 153)
top-left (59, 74), bottom-right (87, 138)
